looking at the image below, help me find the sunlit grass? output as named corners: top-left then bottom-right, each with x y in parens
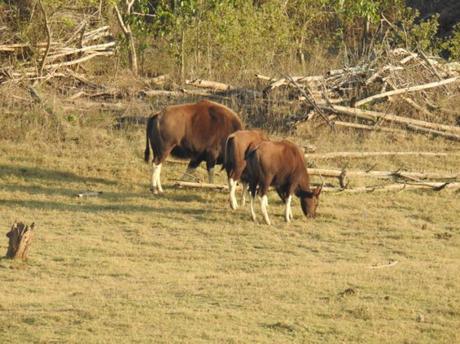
top-left (0, 125), bottom-right (459, 343)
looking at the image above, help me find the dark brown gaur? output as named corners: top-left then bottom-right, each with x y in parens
top-left (144, 99), bottom-right (243, 194)
top-left (223, 129), bottom-right (268, 209)
top-left (244, 139), bottom-right (322, 225)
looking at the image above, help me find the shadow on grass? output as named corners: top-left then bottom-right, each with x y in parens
top-left (0, 164), bottom-right (116, 186)
top-left (0, 198), bottom-right (216, 222)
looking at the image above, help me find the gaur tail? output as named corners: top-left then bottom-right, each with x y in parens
top-left (144, 116), bottom-right (154, 163)
top-left (223, 135), bottom-right (235, 173)
top-left (244, 142), bottom-right (259, 161)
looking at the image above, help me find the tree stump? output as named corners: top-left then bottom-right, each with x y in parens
top-left (6, 222), bottom-right (35, 260)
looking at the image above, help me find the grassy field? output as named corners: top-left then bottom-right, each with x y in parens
top-left (0, 123), bottom-right (459, 343)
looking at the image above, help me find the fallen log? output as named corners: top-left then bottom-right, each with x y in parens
top-left (172, 181), bottom-right (460, 193)
top-left (322, 105), bottom-right (460, 134)
top-left (333, 121), bottom-right (407, 134)
top-left (45, 42), bottom-right (116, 62)
top-left (405, 124), bottom-right (460, 141)
top-left (185, 79), bottom-right (232, 91)
top-left (305, 151), bottom-right (457, 160)
top-left (369, 261), bottom-right (399, 269)
top-left (322, 182), bottom-right (460, 193)
top-left (308, 168), bottom-right (459, 181)
top-left (355, 76), bottom-right (459, 107)
top-left (173, 181), bottom-right (229, 190)
top-left (256, 74), bottom-right (324, 85)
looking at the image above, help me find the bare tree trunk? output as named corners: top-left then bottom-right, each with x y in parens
top-left (114, 1), bottom-right (138, 76)
top-left (37, 0), bottom-right (51, 77)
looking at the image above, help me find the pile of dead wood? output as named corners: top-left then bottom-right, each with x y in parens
top-left (176, 47), bottom-right (460, 141)
top-left (0, 3), bottom-right (114, 85)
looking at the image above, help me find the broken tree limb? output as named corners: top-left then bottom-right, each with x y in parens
top-left (369, 261), bottom-right (399, 269)
top-left (308, 168), bottom-right (459, 181)
top-left (172, 181), bottom-right (460, 193)
top-left (37, 0), bottom-right (52, 77)
top-left (264, 75), bottom-right (324, 90)
top-left (333, 121), bottom-right (407, 134)
top-left (45, 42), bottom-right (116, 62)
top-left (173, 181), bottom-right (229, 191)
top-left (405, 124), bottom-right (460, 141)
top-left (355, 76), bottom-right (459, 107)
top-left (322, 105), bottom-right (460, 134)
top-left (305, 151), bottom-right (457, 160)
top-left (321, 182), bottom-right (460, 193)
top-left (399, 95), bottom-right (435, 119)
top-left (114, 1), bottom-right (138, 76)
top-left (286, 74), bottom-right (334, 128)
top-left (185, 79), bottom-right (232, 91)
top-left (6, 222), bottom-right (35, 260)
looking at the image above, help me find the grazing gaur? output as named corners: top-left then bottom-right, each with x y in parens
top-left (223, 129), bottom-right (268, 210)
top-left (245, 140), bottom-right (322, 225)
top-left (144, 99), bottom-right (243, 194)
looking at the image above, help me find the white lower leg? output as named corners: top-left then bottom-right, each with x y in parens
top-left (241, 182), bottom-right (247, 207)
top-left (156, 163), bottom-right (163, 193)
top-left (260, 194), bottom-right (271, 225)
top-left (229, 178), bottom-right (238, 210)
top-left (250, 195), bottom-right (257, 222)
top-left (151, 163), bottom-right (162, 194)
top-left (285, 195), bottom-right (292, 222)
top-left (151, 164), bottom-right (157, 191)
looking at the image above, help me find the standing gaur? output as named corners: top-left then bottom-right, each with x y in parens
top-left (144, 99), bottom-right (243, 194)
top-left (223, 129), bottom-right (268, 210)
top-left (244, 140), bottom-right (322, 225)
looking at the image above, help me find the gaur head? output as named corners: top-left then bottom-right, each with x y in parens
top-left (299, 186), bottom-right (322, 218)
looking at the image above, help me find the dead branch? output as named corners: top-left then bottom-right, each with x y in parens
top-left (45, 42), bottom-right (116, 62)
top-left (185, 79), bottom-right (232, 91)
top-left (305, 151), bottom-right (457, 160)
top-left (369, 261), bottom-right (398, 269)
top-left (322, 182), bottom-right (460, 193)
top-left (173, 181), bottom-right (229, 191)
top-left (172, 181), bottom-right (460, 193)
top-left (333, 121), bottom-right (407, 134)
top-left (37, 0), bottom-right (51, 77)
top-left (355, 77), bottom-right (459, 107)
top-left (286, 74), bottom-right (334, 128)
top-left (323, 105), bottom-right (460, 134)
top-left (114, 2), bottom-right (138, 76)
top-left (308, 168), bottom-right (459, 181)
top-left (405, 124), bottom-right (460, 141)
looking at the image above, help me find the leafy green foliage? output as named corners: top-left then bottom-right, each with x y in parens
top-left (442, 23), bottom-right (460, 61)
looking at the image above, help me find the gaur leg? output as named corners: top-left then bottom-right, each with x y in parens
top-left (277, 185), bottom-right (294, 222)
top-left (241, 181), bottom-right (248, 207)
top-left (180, 156), bottom-right (203, 181)
top-left (259, 181), bottom-right (271, 225)
top-left (151, 146), bottom-right (174, 194)
top-left (228, 177), bottom-right (239, 210)
top-left (285, 195), bottom-right (293, 222)
top-left (206, 153), bottom-right (218, 184)
top-left (228, 166), bottom-right (245, 210)
top-left (249, 182), bottom-right (258, 222)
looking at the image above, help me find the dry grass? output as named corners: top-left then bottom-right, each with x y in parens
top-left (0, 119), bottom-right (459, 343)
